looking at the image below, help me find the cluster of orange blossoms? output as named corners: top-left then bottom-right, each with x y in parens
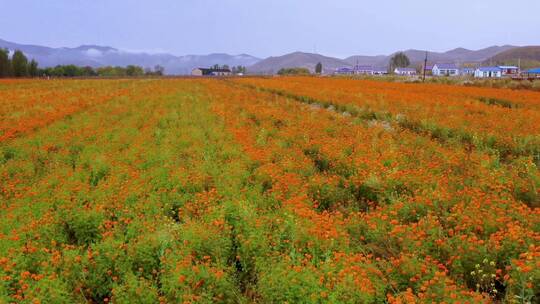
top-left (0, 78), bottom-right (538, 303)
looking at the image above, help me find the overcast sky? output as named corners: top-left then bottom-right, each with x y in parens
top-left (1, 0), bottom-right (539, 58)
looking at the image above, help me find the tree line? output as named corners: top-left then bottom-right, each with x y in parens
top-left (0, 49), bottom-right (38, 77)
top-left (0, 48), bottom-right (165, 78)
top-left (40, 64), bottom-right (164, 77)
top-left (210, 64), bottom-right (247, 74)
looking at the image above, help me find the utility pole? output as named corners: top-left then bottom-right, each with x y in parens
top-left (423, 51), bottom-right (428, 82)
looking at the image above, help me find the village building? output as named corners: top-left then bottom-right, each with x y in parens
top-left (394, 67), bottom-right (417, 76)
top-left (354, 65), bottom-right (374, 75)
top-left (424, 64), bottom-right (433, 76)
top-left (432, 63), bottom-right (459, 76)
top-left (525, 68), bottom-right (540, 78)
top-left (373, 67), bottom-right (389, 75)
top-left (461, 68), bottom-right (475, 76)
top-left (498, 66), bottom-right (519, 76)
top-left (474, 67), bottom-right (502, 78)
top-left (334, 67), bottom-right (355, 75)
top-left (191, 67), bottom-right (232, 76)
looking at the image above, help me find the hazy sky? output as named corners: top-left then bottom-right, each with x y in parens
top-left (1, 0), bottom-right (539, 58)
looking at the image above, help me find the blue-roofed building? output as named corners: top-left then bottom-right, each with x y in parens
top-left (334, 67), bottom-right (354, 75)
top-left (474, 67), bottom-right (502, 78)
top-left (462, 68), bottom-right (475, 76)
top-left (525, 68), bottom-right (540, 78)
top-left (424, 64), bottom-right (434, 75)
top-left (354, 65), bottom-right (374, 75)
top-left (432, 63), bottom-right (459, 76)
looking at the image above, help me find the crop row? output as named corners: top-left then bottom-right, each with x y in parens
top-left (208, 79), bottom-right (539, 303)
top-left (234, 77), bottom-right (540, 165)
top-left (0, 78), bottom-right (538, 303)
top-left (0, 79), bottom-right (137, 142)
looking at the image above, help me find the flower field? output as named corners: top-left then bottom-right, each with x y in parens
top-left (0, 77), bottom-right (538, 303)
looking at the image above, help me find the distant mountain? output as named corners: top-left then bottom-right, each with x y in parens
top-left (486, 46), bottom-right (540, 67)
top-left (344, 55), bottom-right (387, 67)
top-left (344, 45), bottom-right (517, 67)
top-left (0, 38), bottom-right (524, 75)
top-left (249, 46), bottom-right (518, 75)
top-left (0, 39), bottom-right (261, 75)
top-left (248, 52), bottom-right (351, 74)
top-left (489, 46), bottom-right (540, 63)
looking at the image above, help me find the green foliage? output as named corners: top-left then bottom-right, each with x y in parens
top-left (112, 274), bottom-right (160, 304)
top-left (28, 59), bottom-right (38, 77)
top-left (61, 209), bottom-right (103, 246)
top-left (315, 62), bottom-right (322, 74)
top-left (478, 97), bottom-right (518, 109)
top-left (277, 67), bottom-right (311, 75)
top-left (0, 48), bottom-right (10, 77)
top-left (38, 64), bottom-right (160, 77)
top-left (11, 50), bottom-right (28, 77)
top-left (232, 65), bottom-right (247, 75)
top-left (390, 52), bottom-right (411, 70)
top-left (126, 65), bottom-right (145, 76)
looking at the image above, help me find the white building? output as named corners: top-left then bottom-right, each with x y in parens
top-left (461, 68), bottom-right (475, 76)
top-left (191, 68), bottom-right (232, 76)
top-left (373, 67), bottom-right (389, 75)
top-left (394, 67), bottom-right (417, 76)
top-left (474, 67), bottom-right (502, 78)
top-left (432, 63), bottom-right (459, 76)
top-left (354, 65), bottom-right (374, 75)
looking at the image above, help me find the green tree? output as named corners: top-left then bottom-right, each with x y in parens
top-left (11, 50), bottom-right (28, 77)
top-left (277, 67), bottom-right (310, 75)
top-left (315, 62), bottom-right (322, 74)
top-left (63, 65), bottom-right (82, 77)
top-left (82, 66), bottom-right (97, 77)
top-left (0, 48), bottom-right (10, 77)
top-left (28, 59), bottom-right (39, 77)
top-left (126, 65), bottom-right (144, 76)
top-left (390, 52), bottom-right (410, 71)
top-left (235, 65), bottom-right (246, 74)
top-left (153, 65), bottom-right (165, 76)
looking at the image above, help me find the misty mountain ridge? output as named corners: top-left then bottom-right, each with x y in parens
top-left (344, 45), bottom-right (517, 67)
top-left (0, 39), bottom-right (524, 74)
top-left (0, 39), bottom-right (261, 75)
top-left (251, 45), bottom-right (518, 74)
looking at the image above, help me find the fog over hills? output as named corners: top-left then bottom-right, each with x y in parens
top-left (0, 39), bottom-right (524, 74)
top-left (0, 39), bottom-right (261, 75)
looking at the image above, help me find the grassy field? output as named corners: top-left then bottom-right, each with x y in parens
top-left (0, 78), bottom-right (538, 303)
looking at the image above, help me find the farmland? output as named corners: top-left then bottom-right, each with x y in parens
top-left (0, 77), bottom-right (539, 303)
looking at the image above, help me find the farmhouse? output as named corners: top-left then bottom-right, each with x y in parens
top-left (432, 63), bottom-right (459, 76)
top-left (461, 68), bottom-right (475, 76)
top-left (335, 67), bottom-right (355, 75)
top-left (474, 67), bottom-right (502, 78)
top-left (354, 65), bottom-right (374, 75)
top-left (394, 67), bottom-right (417, 76)
top-left (525, 68), bottom-right (540, 78)
top-left (424, 64), bottom-right (433, 76)
top-left (498, 66), bottom-right (519, 76)
top-left (191, 67), bottom-right (232, 76)
top-left (373, 67), bottom-right (389, 75)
